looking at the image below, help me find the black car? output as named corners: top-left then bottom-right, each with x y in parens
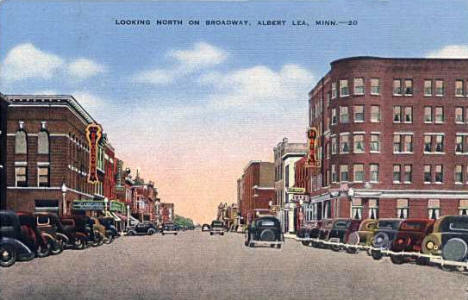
top-left (370, 219), bottom-right (404, 260)
top-left (297, 220), bottom-right (322, 246)
top-left (210, 221), bottom-right (225, 236)
top-left (161, 223), bottom-right (178, 235)
top-left (126, 222), bottom-right (158, 236)
top-left (245, 217), bottom-right (283, 249)
top-left (201, 224), bottom-right (210, 232)
top-left (98, 217), bottom-right (120, 239)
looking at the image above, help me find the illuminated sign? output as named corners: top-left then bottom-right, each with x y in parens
top-left (306, 127), bottom-right (320, 168)
top-left (72, 200), bottom-right (105, 211)
top-left (86, 123), bottom-right (102, 183)
top-left (288, 187), bottom-right (306, 194)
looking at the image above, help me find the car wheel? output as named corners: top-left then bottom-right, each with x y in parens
top-left (74, 237), bottom-right (85, 250)
top-left (276, 244), bottom-right (281, 249)
top-left (50, 238), bottom-right (64, 255)
top-left (442, 238), bottom-right (468, 262)
top-left (346, 247), bottom-right (357, 254)
top-left (0, 245), bottom-right (17, 268)
top-left (371, 250), bottom-right (383, 260)
top-left (221, 232), bottom-right (224, 236)
top-left (330, 245), bottom-right (341, 252)
top-left (301, 241), bottom-right (310, 246)
top-left (127, 231), bottom-right (135, 236)
top-left (390, 254), bottom-right (405, 265)
top-left (147, 229), bottom-right (155, 235)
top-left (105, 235), bottom-right (113, 244)
top-left (37, 243), bottom-right (51, 258)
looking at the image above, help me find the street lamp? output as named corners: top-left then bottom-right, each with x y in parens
top-left (104, 197), bottom-right (109, 215)
top-left (61, 183), bottom-right (67, 216)
top-left (126, 205), bottom-right (130, 229)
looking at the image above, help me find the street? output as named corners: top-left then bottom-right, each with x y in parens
top-left (0, 231), bottom-right (466, 300)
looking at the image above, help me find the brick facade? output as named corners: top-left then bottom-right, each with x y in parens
top-left (0, 95), bottom-right (8, 209)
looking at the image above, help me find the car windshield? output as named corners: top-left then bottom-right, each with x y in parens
top-left (257, 219), bottom-right (275, 226)
top-left (378, 220), bottom-right (400, 230)
top-left (211, 222), bottom-right (223, 227)
top-left (449, 221), bottom-right (468, 232)
top-left (333, 220), bottom-right (349, 229)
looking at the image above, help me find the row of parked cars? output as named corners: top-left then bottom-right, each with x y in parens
top-left (126, 222), bottom-right (189, 236)
top-left (296, 215), bottom-right (468, 271)
top-left (0, 210), bottom-right (120, 268)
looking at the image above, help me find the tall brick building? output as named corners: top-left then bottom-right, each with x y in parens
top-left (303, 57), bottom-right (468, 221)
top-left (238, 161), bottom-right (275, 224)
top-left (0, 94), bottom-right (9, 209)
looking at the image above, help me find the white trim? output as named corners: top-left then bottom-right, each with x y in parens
top-left (339, 132), bottom-right (350, 136)
top-left (424, 132), bottom-right (445, 136)
top-left (370, 131), bottom-right (381, 135)
top-left (353, 131), bottom-right (365, 135)
top-left (8, 186), bottom-right (60, 190)
top-left (393, 132), bottom-right (414, 135)
top-left (456, 132), bottom-right (468, 136)
top-left (8, 103), bottom-right (92, 126)
top-left (37, 162), bottom-right (50, 166)
top-left (14, 161), bottom-right (27, 166)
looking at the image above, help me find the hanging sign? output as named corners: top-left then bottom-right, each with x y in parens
top-left (306, 127), bottom-right (320, 167)
top-left (86, 123), bottom-right (102, 183)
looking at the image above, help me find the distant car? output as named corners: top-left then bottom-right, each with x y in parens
top-left (161, 223), bottom-right (178, 235)
top-left (245, 217), bottom-right (283, 249)
top-left (313, 219), bottom-right (334, 248)
top-left (210, 221), bottom-right (225, 236)
top-left (126, 222), bottom-right (158, 236)
top-left (422, 215), bottom-right (468, 271)
top-left (370, 219), bottom-right (404, 260)
top-left (201, 224), bottom-right (210, 232)
top-left (297, 220), bottom-right (320, 246)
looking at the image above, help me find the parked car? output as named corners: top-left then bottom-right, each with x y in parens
top-left (388, 219), bottom-right (435, 265)
top-left (98, 217), bottom-right (120, 239)
top-left (16, 212), bottom-right (53, 258)
top-left (34, 212), bottom-right (69, 255)
top-left (71, 216), bottom-right (102, 247)
top-left (0, 210), bottom-right (36, 267)
top-left (245, 216), bottom-right (283, 249)
top-left (345, 219), bottom-right (378, 253)
top-left (422, 215), bottom-right (468, 271)
top-left (297, 221), bottom-right (320, 246)
top-left (36, 212), bottom-right (87, 251)
top-left (126, 222), bottom-right (158, 236)
top-left (370, 219), bottom-right (404, 260)
top-left (161, 223), bottom-right (178, 235)
top-left (90, 217), bottom-right (113, 244)
top-left (312, 219), bottom-right (334, 248)
top-left (327, 219), bottom-right (362, 252)
top-left (210, 221), bottom-right (225, 236)
top-left (60, 216), bottom-right (90, 249)
top-left (201, 224), bottom-right (210, 232)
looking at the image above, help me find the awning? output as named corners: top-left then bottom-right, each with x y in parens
top-left (109, 212), bottom-right (121, 222)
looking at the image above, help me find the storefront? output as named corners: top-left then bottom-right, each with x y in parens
top-left (109, 200), bottom-right (127, 232)
top-left (71, 200), bottom-right (105, 216)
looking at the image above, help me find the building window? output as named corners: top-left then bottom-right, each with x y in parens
top-left (370, 106), bottom-right (381, 122)
top-left (15, 166), bottom-right (27, 187)
top-left (37, 166), bottom-right (50, 187)
top-left (403, 165), bottom-right (412, 183)
top-left (353, 164), bottom-right (364, 182)
top-left (340, 80), bottom-right (349, 97)
top-left (455, 107), bottom-right (464, 123)
top-left (424, 165), bottom-right (432, 183)
top-left (340, 134), bottom-right (350, 154)
top-left (435, 107), bottom-right (444, 123)
top-left (340, 165), bottom-right (349, 182)
top-left (331, 165), bottom-right (337, 183)
top-left (393, 106), bottom-right (401, 123)
top-left (370, 164), bottom-right (379, 183)
top-left (428, 199), bottom-right (440, 219)
top-left (435, 165), bottom-right (443, 183)
top-left (393, 165), bottom-right (401, 183)
top-left (353, 134), bottom-right (364, 153)
top-left (354, 78), bottom-right (364, 95)
top-left (285, 165), bottom-right (290, 188)
top-left (403, 135), bottom-right (413, 152)
top-left (393, 135), bottom-right (401, 153)
top-left (15, 130), bottom-right (27, 154)
top-left (370, 78), bottom-right (380, 95)
top-left (404, 107), bottom-right (413, 123)
top-left (331, 137), bottom-right (337, 155)
top-left (424, 80), bottom-right (432, 96)
top-left (404, 79), bottom-right (413, 96)
top-left (351, 198), bottom-right (362, 220)
top-left (435, 80), bottom-right (444, 96)
top-left (435, 135), bottom-right (444, 153)
top-left (455, 165), bottom-right (463, 183)
top-left (331, 82), bottom-right (337, 99)
top-left (456, 80), bottom-right (464, 97)
top-left (38, 130), bottom-right (49, 154)
top-left (354, 105), bottom-right (364, 122)
top-left (459, 200), bottom-right (468, 216)
top-left (368, 199), bottom-right (379, 219)
top-left (456, 135), bottom-right (463, 153)
top-left (331, 108), bottom-right (337, 125)
top-left (393, 79), bottom-right (402, 96)
top-left (424, 106), bottom-right (433, 123)
top-left (424, 135), bottom-right (433, 152)
top-left (397, 199), bottom-right (409, 219)
top-left (370, 134), bottom-right (380, 152)
top-left (340, 106), bottom-right (349, 123)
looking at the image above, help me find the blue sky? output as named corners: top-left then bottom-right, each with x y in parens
top-left (1, 0), bottom-right (468, 222)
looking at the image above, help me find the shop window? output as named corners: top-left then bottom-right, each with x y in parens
top-left (38, 130), bottom-right (49, 154)
top-left (15, 166), bottom-right (27, 187)
top-left (323, 200), bottom-right (331, 219)
top-left (354, 78), bottom-right (364, 95)
top-left (428, 199), bottom-right (440, 220)
top-left (15, 130), bottom-right (27, 154)
top-left (397, 199), bottom-right (409, 219)
top-left (424, 80), bottom-right (432, 96)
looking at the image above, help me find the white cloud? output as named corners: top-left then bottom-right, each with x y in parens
top-left (1, 43), bottom-right (64, 81)
top-left (426, 45), bottom-right (468, 58)
top-left (132, 42), bottom-right (227, 85)
top-left (72, 91), bottom-right (106, 115)
top-left (67, 58), bottom-right (106, 79)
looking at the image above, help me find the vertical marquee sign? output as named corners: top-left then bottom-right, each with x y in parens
top-left (306, 127), bottom-right (321, 168)
top-left (86, 123), bottom-right (102, 183)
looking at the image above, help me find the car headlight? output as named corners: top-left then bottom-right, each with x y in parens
top-left (426, 241), bottom-right (434, 250)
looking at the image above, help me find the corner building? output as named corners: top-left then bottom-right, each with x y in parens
top-left (306, 57), bottom-right (468, 221)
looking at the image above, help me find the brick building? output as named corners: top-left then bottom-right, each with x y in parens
top-left (0, 94), bottom-right (9, 209)
top-left (304, 57), bottom-right (468, 221)
top-left (160, 202), bottom-right (174, 223)
top-left (238, 161), bottom-right (275, 224)
top-left (5, 95), bottom-right (98, 214)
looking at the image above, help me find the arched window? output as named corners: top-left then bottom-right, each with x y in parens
top-left (38, 130), bottom-right (49, 154)
top-left (15, 130), bottom-right (27, 154)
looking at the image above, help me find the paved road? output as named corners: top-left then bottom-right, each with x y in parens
top-left (0, 231), bottom-right (466, 300)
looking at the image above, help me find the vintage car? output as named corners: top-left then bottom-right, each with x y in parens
top-left (422, 215), bottom-right (468, 271)
top-left (161, 223), bottom-right (178, 235)
top-left (98, 217), bottom-right (120, 239)
top-left (70, 216), bottom-right (103, 247)
top-left (16, 212), bottom-right (53, 258)
top-left (370, 218), bottom-right (404, 260)
top-left (388, 219), bottom-right (435, 265)
top-left (60, 217), bottom-right (91, 249)
top-left (311, 219), bottom-right (334, 248)
top-left (297, 221), bottom-right (320, 246)
top-left (90, 217), bottom-right (113, 244)
top-left (245, 216), bottom-right (283, 249)
top-left (345, 219), bottom-right (379, 253)
top-left (327, 219), bottom-right (362, 252)
top-left (127, 222), bottom-right (158, 236)
top-left (36, 212), bottom-right (88, 250)
top-left (210, 220), bottom-right (225, 236)
top-left (34, 212), bottom-right (69, 255)
top-left (0, 210), bottom-right (36, 267)
top-left (201, 224), bottom-right (210, 232)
